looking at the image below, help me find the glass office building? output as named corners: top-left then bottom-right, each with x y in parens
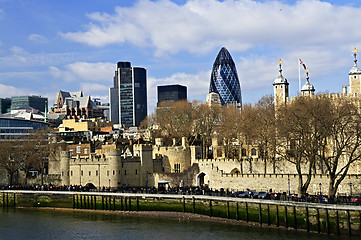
top-left (0, 98), bottom-right (11, 114)
top-left (109, 62), bottom-right (147, 127)
top-left (209, 47), bottom-right (242, 107)
top-left (0, 117), bottom-right (49, 139)
top-left (10, 95), bottom-right (48, 112)
top-left (157, 84), bottom-right (187, 106)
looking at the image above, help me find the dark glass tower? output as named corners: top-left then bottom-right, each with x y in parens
top-left (109, 62), bottom-right (147, 127)
top-left (157, 84), bottom-right (187, 106)
top-left (209, 47), bottom-right (242, 107)
top-left (0, 98), bottom-right (11, 114)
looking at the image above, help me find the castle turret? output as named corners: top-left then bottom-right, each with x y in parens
top-left (60, 151), bottom-right (71, 186)
top-left (273, 59), bottom-right (289, 107)
top-left (301, 69), bottom-right (315, 97)
top-left (134, 145), bottom-right (153, 187)
top-left (349, 48), bottom-right (361, 97)
top-left (108, 149), bottom-right (121, 189)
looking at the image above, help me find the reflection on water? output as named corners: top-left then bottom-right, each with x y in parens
top-left (0, 208), bottom-right (340, 240)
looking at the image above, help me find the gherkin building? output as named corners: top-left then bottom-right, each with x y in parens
top-left (209, 47), bottom-right (242, 107)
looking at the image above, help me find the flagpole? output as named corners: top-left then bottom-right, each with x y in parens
top-left (298, 58), bottom-right (301, 94)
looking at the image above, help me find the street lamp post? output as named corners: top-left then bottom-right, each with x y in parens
top-left (108, 179), bottom-right (110, 192)
top-left (288, 178), bottom-right (290, 198)
top-left (146, 179), bottom-right (148, 194)
top-left (319, 183), bottom-right (322, 203)
top-left (182, 179), bottom-right (185, 194)
top-left (350, 182), bottom-right (353, 196)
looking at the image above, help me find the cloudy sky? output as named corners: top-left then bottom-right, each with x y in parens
top-left (1, 0), bottom-right (361, 113)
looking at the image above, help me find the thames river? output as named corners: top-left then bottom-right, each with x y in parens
top-left (0, 208), bottom-right (340, 240)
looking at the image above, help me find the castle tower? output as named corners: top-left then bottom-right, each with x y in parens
top-left (134, 144), bottom-right (153, 187)
top-left (108, 150), bottom-right (121, 189)
top-left (349, 48), bottom-right (361, 97)
top-left (60, 151), bottom-right (71, 186)
top-left (301, 70), bottom-right (315, 97)
top-left (273, 60), bottom-right (289, 107)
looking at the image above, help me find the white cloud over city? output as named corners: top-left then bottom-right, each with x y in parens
top-left (49, 62), bottom-right (115, 82)
top-left (61, 0), bottom-right (361, 55)
top-left (0, 83), bottom-right (29, 98)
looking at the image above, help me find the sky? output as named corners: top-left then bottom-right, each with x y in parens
top-left (1, 0), bottom-right (361, 113)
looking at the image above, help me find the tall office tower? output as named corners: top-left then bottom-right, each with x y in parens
top-left (109, 62), bottom-right (147, 127)
top-left (0, 98), bottom-right (11, 114)
top-left (10, 95), bottom-right (48, 113)
top-left (209, 47), bottom-right (242, 108)
top-left (157, 84), bottom-right (187, 106)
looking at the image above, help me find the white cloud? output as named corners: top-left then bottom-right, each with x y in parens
top-left (60, 0), bottom-right (361, 56)
top-left (0, 83), bottom-right (29, 97)
top-left (80, 82), bottom-right (109, 94)
top-left (28, 34), bottom-right (48, 43)
top-left (49, 62), bottom-right (115, 82)
top-left (0, 46), bottom-right (84, 67)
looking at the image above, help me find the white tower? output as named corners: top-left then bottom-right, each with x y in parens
top-left (349, 48), bottom-right (361, 97)
top-left (301, 70), bottom-right (315, 97)
top-left (273, 60), bottom-right (289, 107)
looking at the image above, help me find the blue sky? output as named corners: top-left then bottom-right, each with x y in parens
top-left (1, 0), bottom-right (361, 113)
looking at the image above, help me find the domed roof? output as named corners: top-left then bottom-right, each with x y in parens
top-left (301, 80), bottom-right (315, 92)
top-left (350, 49), bottom-right (361, 75)
top-left (349, 64), bottom-right (361, 74)
top-left (273, 62), bottom-right (288, 85)
top-left (273, 74), bottom-right (288, 85)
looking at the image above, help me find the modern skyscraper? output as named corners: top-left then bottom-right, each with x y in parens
top-left (209, 47), bottom-right (242, 107)
top-left (6, 95), bottom-right (48, 113)
top-left (157, 84), bottom-right (187, 106)
top-left (109, 62), bottom-right (147, 127)
top-left (0, 98), bottom-right (11, 114)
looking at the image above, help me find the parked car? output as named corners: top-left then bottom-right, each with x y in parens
top-left (253, 191), bottom-right (270, 199)
top-left (350, 196), bottom-right (361, 205)
top-left (232, 191), bottom-right (245, 198)
top-left (239, 191), bottom-right (251, 198)
top-left (270, 192), bottom-right (280, 200)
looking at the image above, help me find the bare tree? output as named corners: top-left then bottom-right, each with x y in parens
top-left (215, 104), bottom-right (242, 159)
top-left (193, 102), bottom-right (222, 158)
top-left (318, 98), bottom-right (361, 199)
top-left (155, 100), bottom-right (196, 143)
top-left (0, 141), bottom-right (23, 185)
top-left (276, 96), bottom-right (332, 196)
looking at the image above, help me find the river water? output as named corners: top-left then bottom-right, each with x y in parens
top-left (0, 208), bottom-right (340, 240)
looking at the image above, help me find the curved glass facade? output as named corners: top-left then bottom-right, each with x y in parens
top-left (0, 117), bottom-right (48, 139)
top-left (209, 47), bottom-right (242, 107)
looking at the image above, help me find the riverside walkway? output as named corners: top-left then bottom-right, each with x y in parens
top-left (1, 190), bottom-right (361, 237)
